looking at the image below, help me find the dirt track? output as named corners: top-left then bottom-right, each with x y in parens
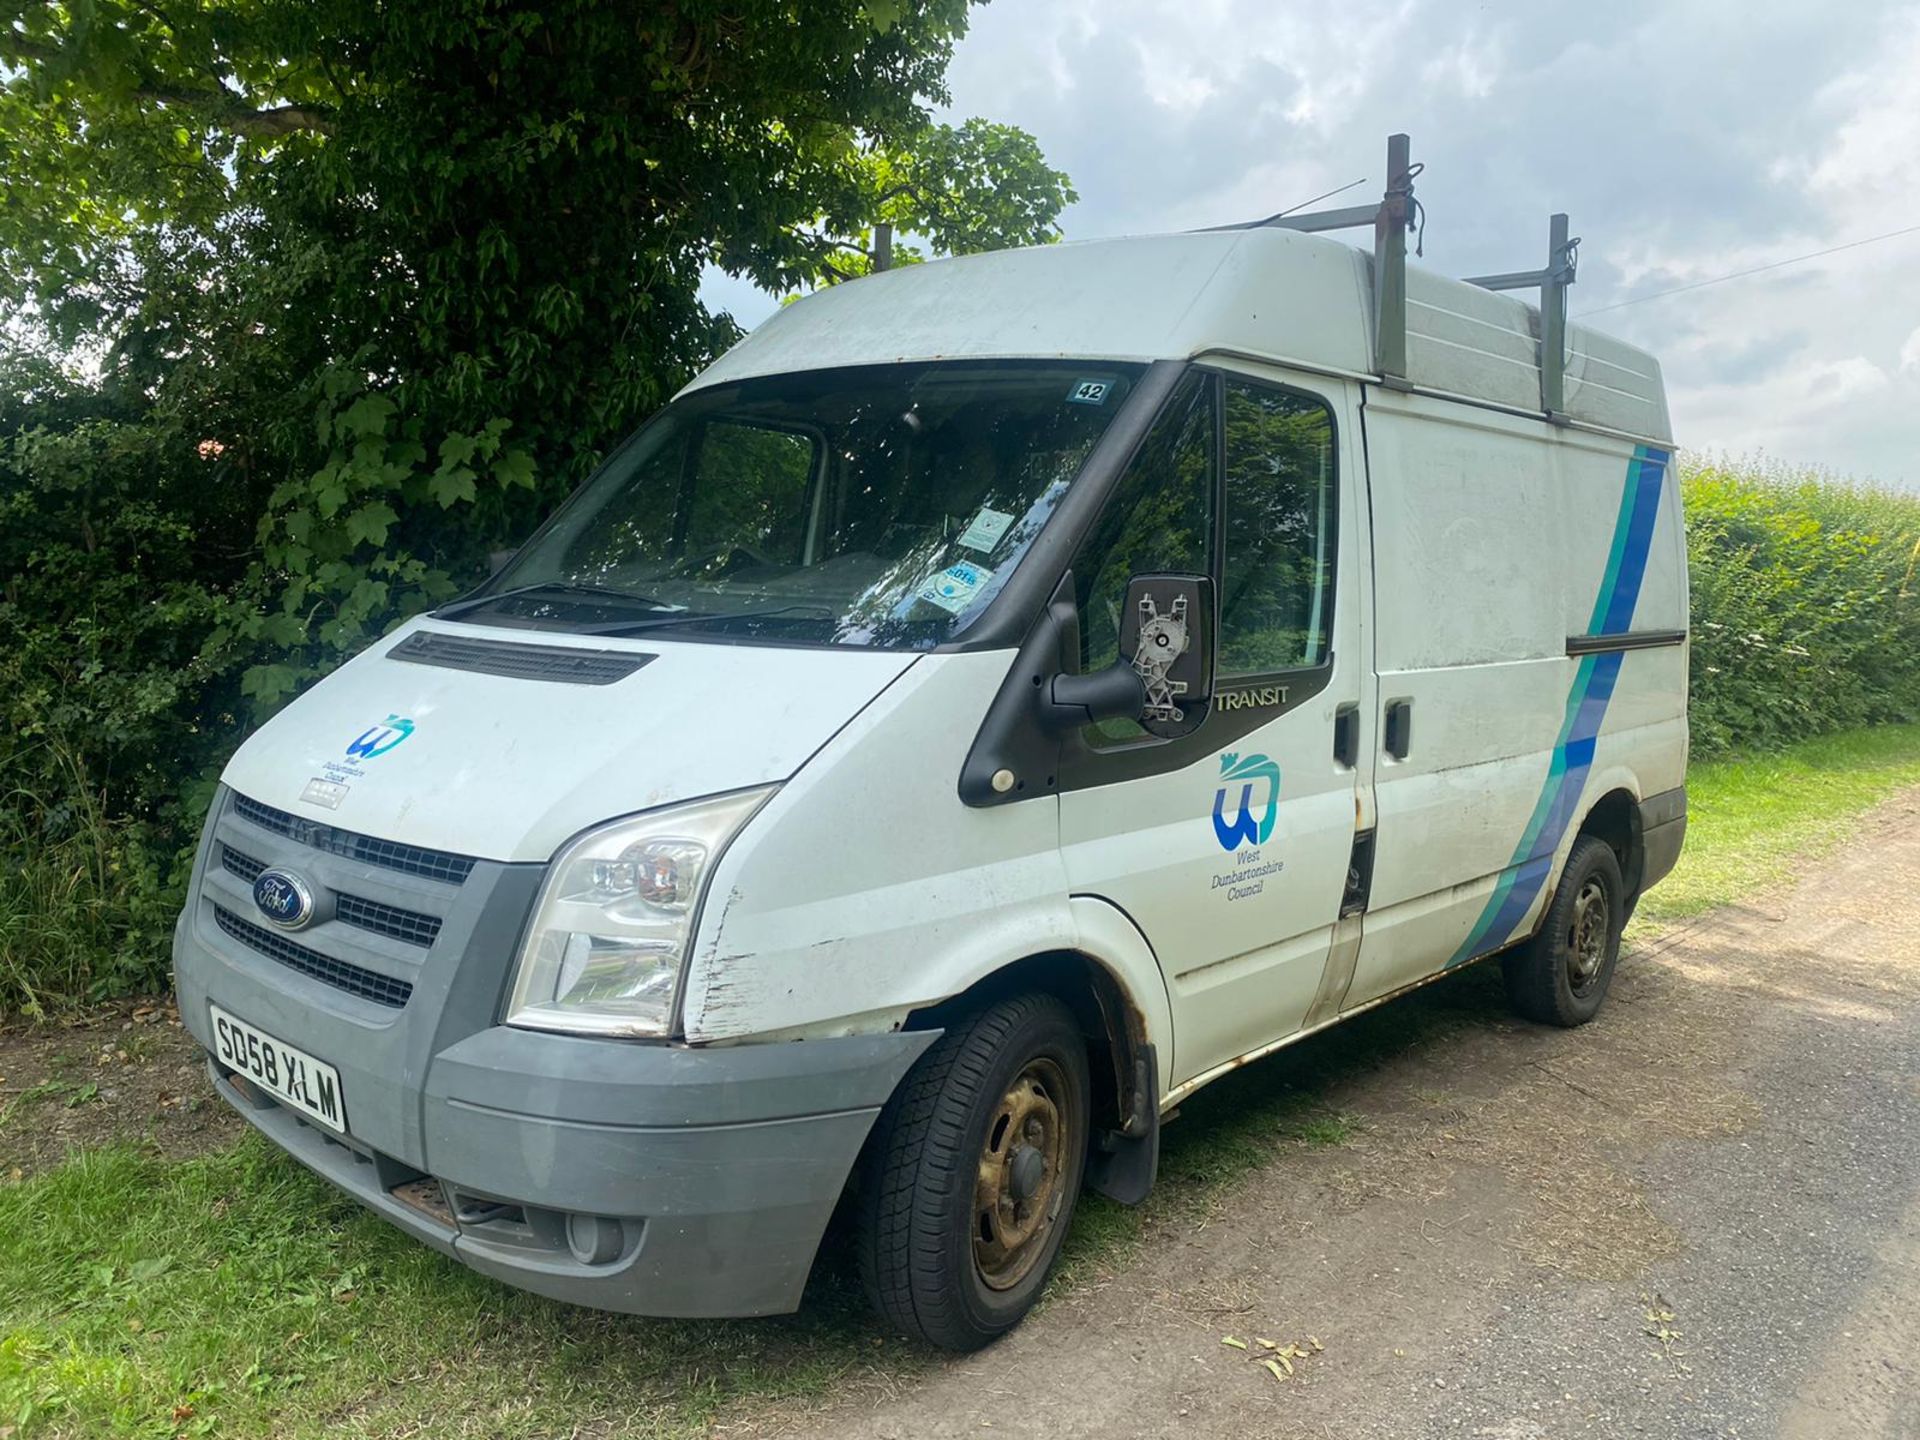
top-left (760, 789), bottom-right (1920, 1440)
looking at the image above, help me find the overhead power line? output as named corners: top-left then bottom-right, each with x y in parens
top-left (1577, 222), bottom-right (1920, 316)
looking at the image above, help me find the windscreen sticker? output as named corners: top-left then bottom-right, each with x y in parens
top-left (1067, 378), bottom-right (1117, 406)
top-left (956, 506), bottom-right (1016, 554)
top-left (917, 560), bottom-right (994, 615)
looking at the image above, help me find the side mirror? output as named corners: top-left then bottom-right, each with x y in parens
top-left (1037, 572), bottom-right (1214, 737)
top-left (1118, 572), bottom-right (1214, 737)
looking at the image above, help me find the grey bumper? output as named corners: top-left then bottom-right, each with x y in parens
top-left (203, 1023), bottom-right (936, 1317)
top-left (174, 785), bottom-right (938, 1318)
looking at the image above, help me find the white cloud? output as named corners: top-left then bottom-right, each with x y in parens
top-left (702, 0), bottom-right (1920, 486)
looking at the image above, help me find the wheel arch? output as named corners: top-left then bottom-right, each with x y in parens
top-left (1576, 784), bottom-right (1647, 909)
top-left (899, 910), bottom-right (1169, 1205)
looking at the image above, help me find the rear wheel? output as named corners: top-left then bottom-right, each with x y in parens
top-left (857, 993), bottom-right (1090, 1350)
top-left (1502, 833), bottom-right (1625, 1027)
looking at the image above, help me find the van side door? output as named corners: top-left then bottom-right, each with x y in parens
top-left (1056, 363), bottom-right (1377, 1089)
top-left (1344, 388), bottom-right (1674, 1007)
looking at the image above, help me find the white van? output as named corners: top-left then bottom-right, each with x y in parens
top-left (173, 140), bottom-right (1687, 1350)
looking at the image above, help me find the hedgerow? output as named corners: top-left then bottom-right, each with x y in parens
top-left (1682, 457), bottom-right (1920, 757)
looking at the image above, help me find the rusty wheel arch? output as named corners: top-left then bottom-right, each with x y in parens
top-left (901, 951), bottom-right (1159, 1205)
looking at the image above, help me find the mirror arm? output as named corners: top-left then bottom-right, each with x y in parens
top-left (1037, 660), bottom-right (1146, 733)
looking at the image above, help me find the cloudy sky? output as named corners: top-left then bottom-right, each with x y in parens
top-left (704, 0), bottom-right (1920, 486)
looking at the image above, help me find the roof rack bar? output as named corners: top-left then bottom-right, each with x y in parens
top-left (1464, 212), bottom-right (1578, 418)
top-left (1259, 202), bottom-right (1381, 235)
top-left (1371, 133), bottom-right (1414, 384)
top-left (1194, 133), bottom-right (1418, 384)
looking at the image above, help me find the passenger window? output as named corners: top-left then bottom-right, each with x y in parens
top-left (1068, 372), bottom-right (1215, 744)
top-left (1219, 379), bottom-right (1336, 676)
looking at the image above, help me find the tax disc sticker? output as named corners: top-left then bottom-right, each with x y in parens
top-left (917, 560), bottom-right (994, 615)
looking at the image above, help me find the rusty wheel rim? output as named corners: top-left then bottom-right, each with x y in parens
top-left (973, 1056), bottom-right (1072, 1291)
top-left (1567, 875), bottom-right (1610, 994)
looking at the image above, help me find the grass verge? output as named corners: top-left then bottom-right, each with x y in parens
top-left (1632, 721), bottom-right (1920, 925)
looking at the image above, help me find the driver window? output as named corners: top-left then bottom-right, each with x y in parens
top-left (1068, 372), bottom-right (1216, 744)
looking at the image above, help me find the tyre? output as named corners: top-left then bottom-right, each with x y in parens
top-left (1502, 833), bottom-right (1626, 1027)
top-left (857, 993), bottom-right (1090, 1351)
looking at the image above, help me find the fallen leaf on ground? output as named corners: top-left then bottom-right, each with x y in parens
top-left (1221, 1335), bottom-right (1247, 1350)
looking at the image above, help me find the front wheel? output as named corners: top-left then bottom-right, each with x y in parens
top-left (1503, 833), bottom-right (1626, 1027)
top-left (857, 993), bottom-right (1090, 1350)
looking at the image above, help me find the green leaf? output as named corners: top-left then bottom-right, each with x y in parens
top-left (492, 448), bottom-right (536, 490)
top-left (428, 464), bottom-right (477, 508)
top-left (240, 663), bottom-right (301, 702)
top-left (336, 394), bottom-right (397, 441)
top-left (343, 501), bottom-right (399, 548)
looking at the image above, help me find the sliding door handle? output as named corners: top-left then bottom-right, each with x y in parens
top-left (1384, 698), bottom-right (1413, 760)
top-left (1333, 702), bottom-right (1360, 768)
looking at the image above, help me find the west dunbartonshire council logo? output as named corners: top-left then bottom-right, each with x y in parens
top-left (1211, 751), bottom-right (1281, 851)
top-left (346, 714), bottom-right (415, 761)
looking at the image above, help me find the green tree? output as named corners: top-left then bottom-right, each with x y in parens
top-left (0, 0), bottom-right (1074, 1009)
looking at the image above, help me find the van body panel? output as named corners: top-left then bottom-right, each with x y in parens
top-left (689, 230), bottom-right (1670, 446)
top-left (681, 650), bottom-right (1076, 1033)
top-left (218, 617), bottom-right (916, 863)
top-left (688, 231), bottom-right (1377, 395)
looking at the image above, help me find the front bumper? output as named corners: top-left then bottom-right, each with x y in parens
top-left (201, 1022), bottom-right (936, 1317)
top-left (174, 785), bottom-right (937, 1318)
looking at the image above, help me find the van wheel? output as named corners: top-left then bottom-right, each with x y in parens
top-left (1503, 834), bottom-right (1625, 1027)
top-left (857, 993), bottom-right (1090, 1351)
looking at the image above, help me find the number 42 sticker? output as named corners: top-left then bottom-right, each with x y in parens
top-left (1068, 378), bottom-right (1115, 405)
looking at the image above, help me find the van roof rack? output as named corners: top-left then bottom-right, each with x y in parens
top-left (1203, 133), bottom-right (1580, 419)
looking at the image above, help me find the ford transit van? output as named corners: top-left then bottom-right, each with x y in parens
top-left (173, 147), bottom-right (1687, 1350)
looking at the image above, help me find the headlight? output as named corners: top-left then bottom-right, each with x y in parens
top-left (504, 787), bottom-right (775, 1037)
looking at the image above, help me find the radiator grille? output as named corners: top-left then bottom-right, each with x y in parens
top-left (212, 906), bottom-right (415, 1008)
top-left (230, 795), bottom-right (475, 886)
top-left (334, 893), bottom-right (442, 947)
top-left (222, 845), bottom-right (442, 948)
top-left (221, 845), bottom-right (263, 884)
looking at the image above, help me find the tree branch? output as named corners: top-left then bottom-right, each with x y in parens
top-left (130, 86), bottom-right (333, 135)
top-left (1, 34), bottom-right (333, 135)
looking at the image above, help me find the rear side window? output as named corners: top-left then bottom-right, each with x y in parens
top-left (1218, 378), bottom-right (1336, 677)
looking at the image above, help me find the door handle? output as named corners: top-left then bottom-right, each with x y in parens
top-left (1384, 698), bottom-right (1413, 760)
top-left (1332, 702), bottom-right (1360, 768)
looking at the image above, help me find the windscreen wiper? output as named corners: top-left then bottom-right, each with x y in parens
top-left (579, 604), bottom-right (835, 637)
top-left (432, 581), bottom-right (676, 619)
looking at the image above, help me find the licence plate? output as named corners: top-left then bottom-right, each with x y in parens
top-left (209, 1004), bottom-right (348, 1134)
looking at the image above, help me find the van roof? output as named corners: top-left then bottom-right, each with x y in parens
top-left (687, 228), bottom-right (1672, 445)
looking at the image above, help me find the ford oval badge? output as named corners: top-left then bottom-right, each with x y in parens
top-left (253, 868), bottom-right (316, 930)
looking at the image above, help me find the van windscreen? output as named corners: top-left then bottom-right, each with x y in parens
top-left (451, 362), bottom-right (1147, 649)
